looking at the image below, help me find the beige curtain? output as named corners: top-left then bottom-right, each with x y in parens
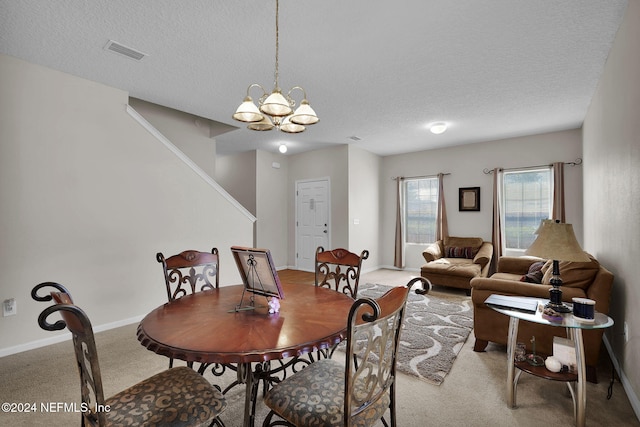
top-left (436, 173), bottom-right (449, 240)
top-left (393, 177), bottom-right (405, 268)
top-left (490, 168), bottom-right (503, 275)
top-left (552, 162), bottom-right (566, 222)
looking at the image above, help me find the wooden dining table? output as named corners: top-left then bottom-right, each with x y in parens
top-left (137, 281), bottom-right (355, 427)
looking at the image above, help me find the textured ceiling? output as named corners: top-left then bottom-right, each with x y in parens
top-left (0, 0), bottom-right (628, 156)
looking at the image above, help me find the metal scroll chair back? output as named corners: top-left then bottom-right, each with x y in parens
top-left (31, 282), bottom-right (227, 427)
top-left (315, 247), bottom-right (369, 298)
top-left (263, 277), bottom-right (427, 427)
top-left (157, 248), bottom-right (220, 301)
top-left (32, 283), bottom-right (111, 426)
top-left (157, 248), bottom-right (220, 369)
top-left (343, 280), bottom-right (415, 426)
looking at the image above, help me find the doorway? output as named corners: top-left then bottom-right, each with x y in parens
top-left (295, 178), bottom-right (330, 271)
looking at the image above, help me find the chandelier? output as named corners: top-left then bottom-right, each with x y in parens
top-left (232, 0), bottom-right (318, 133)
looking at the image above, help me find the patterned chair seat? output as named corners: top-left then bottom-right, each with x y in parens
top-left (263, 359), bottom-right (389, 427)
top-left (105, 366), bottom-right (227, 427)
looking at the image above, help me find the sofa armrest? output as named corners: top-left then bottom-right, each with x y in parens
top-left (473, 242), bottom-right (493, 268)
top-left (422, 241), bottom-right (443, 263)
top-left (497, 256), bottom-right (544, 275)
top-left (470, 277), bottom-right (553, 299)
top-left (586, 266), bottom-right (614, 315)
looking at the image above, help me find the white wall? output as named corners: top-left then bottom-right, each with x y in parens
top-left (0, 54), bottom-right (254, 354)
top-left (380, 130), bottom-right (583, 269)
top-left (583, 0), bottom-right (640, 411)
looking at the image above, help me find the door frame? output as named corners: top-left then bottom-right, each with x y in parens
top-left (295, 177), bottom-right (331, 271)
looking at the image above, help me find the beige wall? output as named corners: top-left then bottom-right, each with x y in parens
top-left (129, 98), bottom-right (217, 178)
top-left (256, 150), bottom-right (289, 268)
top-left (583, 0), bottom-right (640, 410)
top-left (287, 146), bottom-right (349, 267)
top-left (380, 130), bottom-right (584, 269)
top-left (0, 54), bottom-right (254, 355)
top-left (216, 151), bottom-right (257, 216)
top-left (348, 145), bottom-right (382, 270)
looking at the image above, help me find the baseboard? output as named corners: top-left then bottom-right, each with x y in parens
top-left (377, 264), bottom-right (421, 273)
top-left (603, 335), bottom-right (640, 421)
top-left (0, 314), bottom-right (144, 358)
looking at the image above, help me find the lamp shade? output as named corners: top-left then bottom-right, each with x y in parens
top-left (260, 90), bottom-right (293, 117)
top-left (233, 96), bottom-right (263, 123)
top-left (525, 221), bottom-right (590, 262)
top-left (247, 115), bottom-right (275, 131)
top-left (289, 100), bottom-right (319, 125)
top-left (280, 116), bottom-right (305, 133)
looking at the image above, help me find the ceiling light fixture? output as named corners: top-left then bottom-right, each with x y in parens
top-left (233, 0), bottom-right (318, 134)
top-left (278, 144), bottom-right (288, 153)
top-left (430, 122), bottom-right (448, 134)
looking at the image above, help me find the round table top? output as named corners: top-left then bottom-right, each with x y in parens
top-left (137, 282), bottom-right (354, 364)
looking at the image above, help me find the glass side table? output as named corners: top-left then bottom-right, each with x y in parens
top-left (485, 295), bottom-right (614, 427)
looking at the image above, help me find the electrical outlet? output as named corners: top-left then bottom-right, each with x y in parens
top-left (624, 321), bottom-right (629, 343)
top-left (3, 298), bottom-right (17, 317)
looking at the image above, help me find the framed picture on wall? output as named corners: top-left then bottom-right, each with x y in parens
top-left (459, 187), bottom-right (480, 211)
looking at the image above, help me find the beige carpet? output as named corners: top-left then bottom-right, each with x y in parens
top-left (0, 269), bottom-right (637, 427)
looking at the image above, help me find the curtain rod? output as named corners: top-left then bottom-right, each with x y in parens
top-left (482, 158), bottom-right (582, 174)
top-left (391, 172), bottom-right (450, 180)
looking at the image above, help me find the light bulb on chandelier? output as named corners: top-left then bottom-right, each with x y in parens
top-left (233, 0), bottom-right (318, 134)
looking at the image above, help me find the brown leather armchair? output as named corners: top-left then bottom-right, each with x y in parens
top-left (420, 236), bottom-right (493, 295)
top-left (470, 254), bottom-right (614, 382)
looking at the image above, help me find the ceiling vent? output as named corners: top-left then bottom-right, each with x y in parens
top-left (104, 40), bottom-right (147, 61)
top-left (348, 136), bottom-right (362, 141)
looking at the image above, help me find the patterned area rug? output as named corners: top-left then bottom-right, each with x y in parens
top-left (358, 282), bottom-right (473, 385)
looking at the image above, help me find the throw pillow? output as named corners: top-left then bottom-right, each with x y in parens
top-left (541, 254), bottom-right (600, 289)
top-left (445, 246), bottom-right (474, 259)
top-left (520, 261), bottom-right (545, 283)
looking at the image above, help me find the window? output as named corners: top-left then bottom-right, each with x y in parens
top-left (404, 177), bottom-right (438, 244)
top-left (501, 168), bottom-right (552, 254)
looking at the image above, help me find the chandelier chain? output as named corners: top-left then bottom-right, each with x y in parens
top-left (274, 0), bottom-right (280, 91)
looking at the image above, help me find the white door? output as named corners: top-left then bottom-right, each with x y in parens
top-left (296, 179), bottom-right (330, 271)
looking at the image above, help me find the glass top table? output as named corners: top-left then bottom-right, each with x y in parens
top-left (485, 295), bottom-right (614, 427)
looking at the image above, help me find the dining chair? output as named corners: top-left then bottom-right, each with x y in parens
top-left (31, 282), bottom-right (227, 427)
top-left (315, 247), bottom-right (369, 298)
top-left (157, 248), bottom-right (220, 368)
top-left (262, 277), bottom-right (426, 427)
top-left (157, 248), bottom-right (220, 302)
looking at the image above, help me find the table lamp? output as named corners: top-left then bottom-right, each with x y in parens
top-left (525, 220), bottom-right (590, 313)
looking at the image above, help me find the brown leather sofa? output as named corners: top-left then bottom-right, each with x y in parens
top-left (470, 253), bottom-right (614, 382)
top-left (420, 236), bottom-right (493, 295)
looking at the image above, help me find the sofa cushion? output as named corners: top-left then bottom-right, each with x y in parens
top-left (491, 272), bottom-right (525, 281)
top-left (421, 258), bottom-right (482, 279)
top-left (520, 261), bottom-right (545, 283)
top-left (541, 254), bottom-right (600, 290)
